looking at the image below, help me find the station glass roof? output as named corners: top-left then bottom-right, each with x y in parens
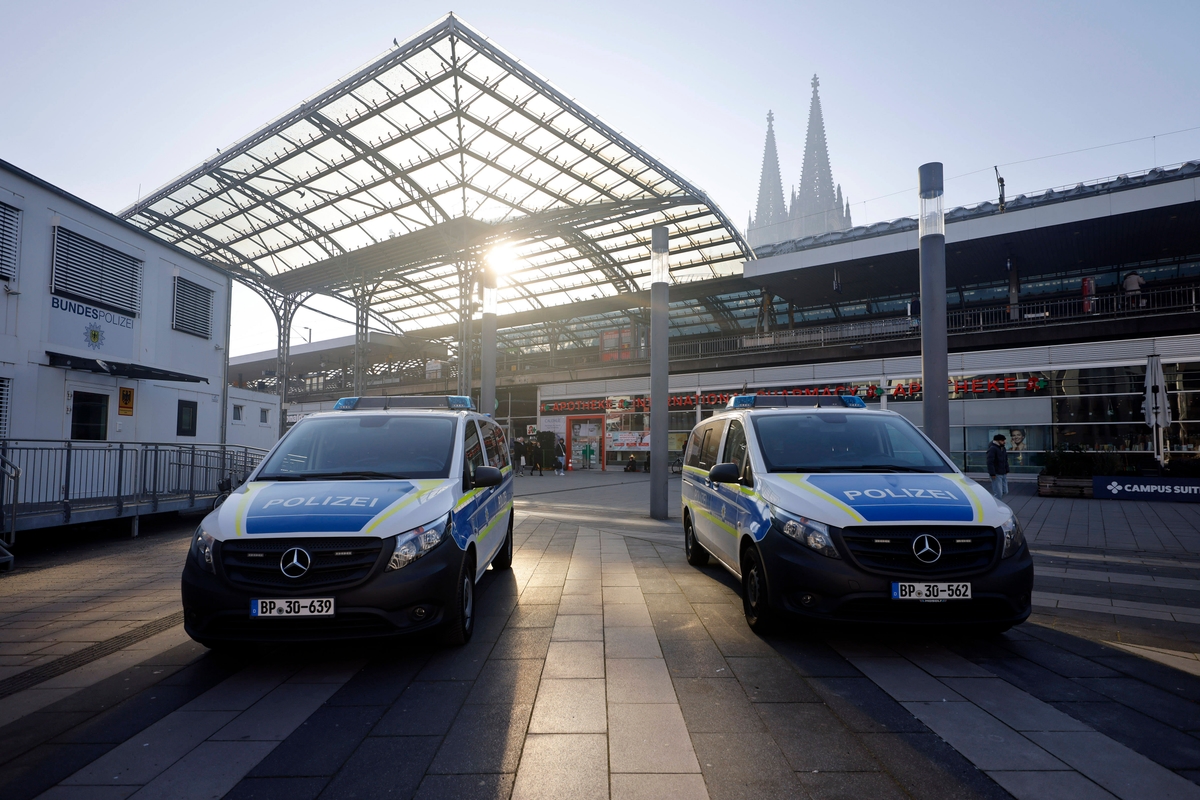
top-left (120, 14), bottom-right (751, 334)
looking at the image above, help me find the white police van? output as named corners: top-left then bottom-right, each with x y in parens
top-left (681, 394), bottom-right (1033, 632)
top-left (182, 396), bottom-right (514, 646)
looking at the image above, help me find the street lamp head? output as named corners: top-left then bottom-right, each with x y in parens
top-left (918, 162), bottom-right (945, 239)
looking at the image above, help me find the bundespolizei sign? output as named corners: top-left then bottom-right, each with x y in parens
top-left (47, 295), bottom-right (136, 360)
top-left (1093, 476), bottom-right (1200, 503)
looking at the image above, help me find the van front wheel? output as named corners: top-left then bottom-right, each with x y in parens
top-left (684, 515), bottom-right (709, 567)
top-left (741, 546), bottom-right (775, 633)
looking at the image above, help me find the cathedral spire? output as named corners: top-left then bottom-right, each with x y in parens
top-left (750, 110), bottom-right (786, 248)
top-left (794, 74), bottom-right (839, 237)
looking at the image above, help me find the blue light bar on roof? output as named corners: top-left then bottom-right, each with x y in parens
top-left (332, 395), bottom-right (476, 411)
top-left (725, 394), bottom-right (870, 410)
top-left (333, 397), bottom-right (360, 410)
top-left (447, 396), bottom-right (474, 410)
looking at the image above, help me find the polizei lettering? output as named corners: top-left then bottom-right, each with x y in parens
top-left (50, 296), bottom-right (134, 328)
top-left (262, 495), bottom-right (381, 508)
top-left (843, 488), bottom-right (958, 501)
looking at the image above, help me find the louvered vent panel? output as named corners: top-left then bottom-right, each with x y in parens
top-left (172, 276), bottom-right (213, 339)
top-left (0, 378), bottom-right (10, 438)
top-left (0, 203), bottom-right (18, 281)
top-left (52, 227), bottom-right (142, 315)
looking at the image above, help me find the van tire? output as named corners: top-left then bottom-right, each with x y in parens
top-left (741, 545), bottom-right (775, 633)
top-left (684, 514), bottom-right (709, 567)
top-left (491, 515), bottom-right (514, 570)
top-left (443, 552), bottom-right (476, 645)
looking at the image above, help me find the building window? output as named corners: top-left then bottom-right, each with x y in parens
top-left (71, 391), bottom-right (108, 440)
top-left (177, 400), bottom-right (198, 437)
top-left (172, 275), bottom-right (213, 338)
top-left (0, 202), bottom-right (19, 281)
top-left (232, 404), bottom-right (243, 421)
top-left (52, 226), bottom-right (142, 316)
top-left (260, 408), bottom-right (269, 424)
top-left (0, 377), bottom-right (10, 437)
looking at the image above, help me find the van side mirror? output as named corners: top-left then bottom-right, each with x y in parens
top-left (708, 463), bottom-right (740, 484)
top-left (473, 465), bottom-right (503, 488)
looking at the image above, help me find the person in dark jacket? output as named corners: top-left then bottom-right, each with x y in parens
top-left (530, 445), bottom-right (544, 476)
top-left (986, 434), bottom-right (1009, 498)
top-left (554, 438), bottom-right (567, 476)
top-left (513, 437), bottom-right (526, 477)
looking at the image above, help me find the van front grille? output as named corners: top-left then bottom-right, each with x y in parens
top-left (219, 537), bottom-right (385, 592)
top-left (838, 526), bottom-right (997, 577)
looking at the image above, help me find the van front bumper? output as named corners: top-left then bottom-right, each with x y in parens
top-left (756, 528), bottom-right (1034, 627)
top-left (181, 538), bottom-right (463, 643)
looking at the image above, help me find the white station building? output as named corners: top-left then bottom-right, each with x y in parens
top-left (0, 160), bottom-right (279, 444)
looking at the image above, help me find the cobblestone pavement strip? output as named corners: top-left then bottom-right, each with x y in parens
top-left (4, 475), bottom-right (1200, 797)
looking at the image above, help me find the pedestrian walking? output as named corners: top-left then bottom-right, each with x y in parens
top-left (513, 437), bottom-right (526, 477)
top-left (554, 437), bottom-right (567, 476)
top-left (986, 434), bottom-right (1009, 499)
top-left (530, 444), bottom-right (544, 476)
top-left (1123, 270), bottom-right (1146, 309)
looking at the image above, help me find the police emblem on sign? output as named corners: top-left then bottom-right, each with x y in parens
top-left (84, 322), bottom-right (105, 350)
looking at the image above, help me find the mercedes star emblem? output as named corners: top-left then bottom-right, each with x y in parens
top-left (280, 547), bottom-right (311, 578)
top-left (912, 534), bottom-right (942, 564)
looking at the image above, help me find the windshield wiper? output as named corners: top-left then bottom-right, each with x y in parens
top-left (836, 465), bottom-right (937, 473)
top-left (262, 470), bottom-right (412, 481)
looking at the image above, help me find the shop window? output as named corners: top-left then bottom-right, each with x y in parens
top-left (232, 405), bottom-right (243, 422)
top-left (71, 391), bottom-right (108, 440)
top-left (260, 408), bottom-right (269, 424)
top-left (177, 400), bottom-right (198, 437)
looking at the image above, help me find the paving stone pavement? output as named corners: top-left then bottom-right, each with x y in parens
top-left (5, 478), bottom-right (1200, 797)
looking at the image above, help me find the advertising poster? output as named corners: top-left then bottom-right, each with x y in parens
top-left (607, 430), bottom-right (651, 451)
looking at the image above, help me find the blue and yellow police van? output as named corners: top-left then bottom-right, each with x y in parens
top-left (182, 396), bottom-right (514, 646)
top-left (681, 395), bottom-right (1033, 632)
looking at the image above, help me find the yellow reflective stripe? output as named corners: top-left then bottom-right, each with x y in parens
top-left (501, 465), bottom-right (512, 476)
top-left (738, 485), bottom-right (757, 497)
top-left (949, 474), bottom-right (984, 522)
top-left (683, 465), bottom-right (706, 478)
top-left (363, 480), bottom-right (445, 534)
top-left (695, 506), bottom-right (737, 538)
top-left (477, 500), bottom-right (512, 542)
top-left (234, 482), bottom-right (268, 537)
top-left (777, 475), bottom-right (866, 523)
top-left (455, 488), bottom-right (482, 511)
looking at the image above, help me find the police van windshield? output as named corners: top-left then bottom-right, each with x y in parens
top-left (257, 415), bottom-right (457, 480)
top-left (752, 413), bottom-right (952, 473)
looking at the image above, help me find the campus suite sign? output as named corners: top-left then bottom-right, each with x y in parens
top-left (1093, 476), bottom-right (1200, 504)
top-left (47, 295), bottom-right (136, 360)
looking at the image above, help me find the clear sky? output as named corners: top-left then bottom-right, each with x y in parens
top-left (3, 0), bottom-right (1198, 355)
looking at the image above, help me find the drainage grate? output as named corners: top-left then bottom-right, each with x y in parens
top-left (0, 610), bottom-right (185, 699)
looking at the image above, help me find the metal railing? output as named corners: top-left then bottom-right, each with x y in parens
top-left (263, 282), bottom-right (1200, 403)
top-left (0, 440), bottom-right (268, 534)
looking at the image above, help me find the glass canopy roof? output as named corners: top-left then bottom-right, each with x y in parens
top-left (120, 14), bottom-right (751, 335)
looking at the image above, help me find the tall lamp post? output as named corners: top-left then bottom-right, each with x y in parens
top-left (649, 227), bottom-right (670, 520)
top-left (918, 162), bottom-right (950, 453)
top-left (480, 267), bottom-right (497, 416)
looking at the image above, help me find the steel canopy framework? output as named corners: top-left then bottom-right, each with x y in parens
top-left (120, 14), bottom-right (752, 344)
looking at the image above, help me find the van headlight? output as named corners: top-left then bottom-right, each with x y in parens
top-left (387, 514), bottom-right (451, 571)
top-left (190, 526), bottom-right (216, 573)
top-left (772, 507), bottom-right (841, 559)
top-left (1000, 513), bottom-right (1025, 558)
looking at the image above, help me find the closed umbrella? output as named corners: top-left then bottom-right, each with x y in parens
top-left (1144, 354), bottom-right (1171, 464)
